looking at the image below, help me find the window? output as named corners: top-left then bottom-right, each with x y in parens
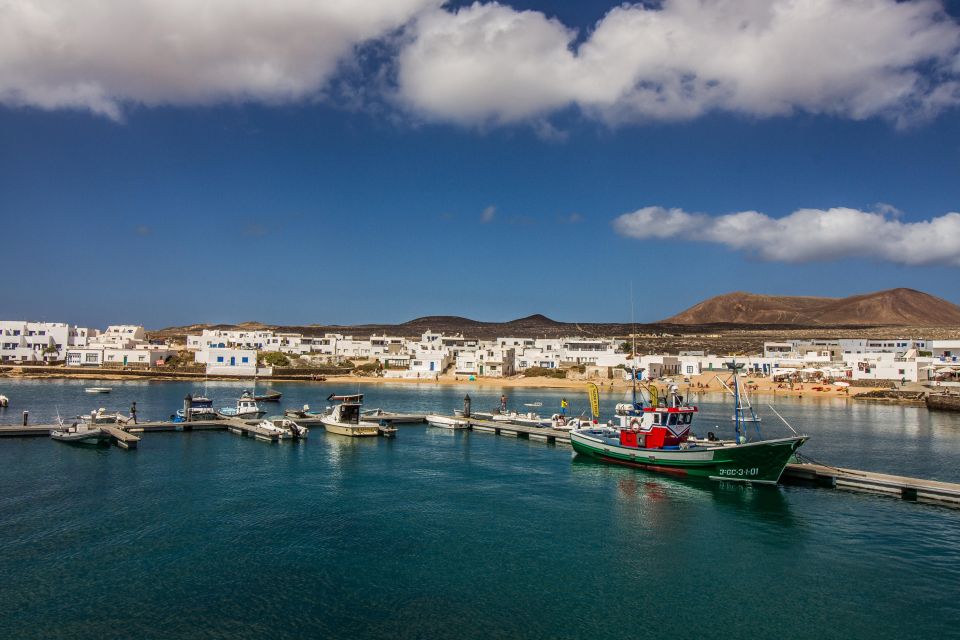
top-left (241, 357), bottom-right (249, 363)
top-left (85, 353), bottom-right (98, 363)
top-left (217, 356), bottom-right (224, 363)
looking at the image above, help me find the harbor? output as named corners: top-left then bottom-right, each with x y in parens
top-left (1, 379), bottom-right (959, 509)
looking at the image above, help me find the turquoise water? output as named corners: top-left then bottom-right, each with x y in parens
top-left (1, 379), bottom-right (959, 638)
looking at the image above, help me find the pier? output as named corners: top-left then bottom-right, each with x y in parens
top-left (465, 418), bottom-right (571, 445)
top-left (782, 461), bottom-right (960, 506)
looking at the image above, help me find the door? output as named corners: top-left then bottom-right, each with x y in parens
top-left (230, 356), bottom-right (236, 366)
top-left (430, 361), bottom-right (435, 372)
top-left (123, 356), bottom-right (128, 366)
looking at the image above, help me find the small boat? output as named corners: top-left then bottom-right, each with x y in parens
top-left (426, 414), bottom-right (469, 429)
top-left (87, 408), bottom-right (131, 425)
top-left (0, 394), bottom-right (8, 407)
top-left (284, 404), bottom-right (322, 419)
top-left (570, 362), bottom-right (807, 484)
top-left (255, 419), bottom-right (294, 440)
top-left (274, 418), bottom-right (309, 439)
top-left (84, 387), bottom-right (112, 394)
top-left (218, 391), bottom-right (266, 420)
top-left (320, 394), bottom-right (380, 437)
top-left (548, 414), bottom-right (592, 432)
top-left (50, 416), bottom-right (110, 445)
top-left (254, 390), bottom-right (282, 402)
top-left (523, 401), bottom-right (543, 407)
top-left (175, 394), bottom-right (218, 422)
top-left (360, 408), bottom-right (424, 423)
top-left (377, 424), bottom-right (398, 438)
top-left (491, 411), bottom-right (552, 428)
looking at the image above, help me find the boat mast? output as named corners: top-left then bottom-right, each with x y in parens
top-left (630, 282), bottom-right (638, 407)
top-left (728, 360), bottom-right (742, 442)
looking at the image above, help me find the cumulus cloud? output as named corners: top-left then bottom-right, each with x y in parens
top-left (612, 206), bottom-right (960, 266)
top-left (3, 0), bottom-right (960, 127)
top-left (396, 0), bottom-right (960, 125)
top-left (0, 0), bottom-right (438, 119)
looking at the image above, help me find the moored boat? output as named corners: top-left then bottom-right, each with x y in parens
top-left (50, 416), bottom-right (111, 445)
top-left (218, 391), bottom-right (266, 420)
top-left (254, 390), bottom-right (282, 402)
top-left (426, 414), bottom-right (469, 429)
top-left (320, 394), bottom-right (380, 437)
top-left (84, 387), bottom-right (112, 394)
top-left (175, 394), bottom-right (218, 421)
top-left (570, 362), bottom-right (807, 484)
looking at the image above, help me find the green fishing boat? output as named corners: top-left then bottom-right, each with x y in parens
top-left (570, 361), bottom-right (808, 484)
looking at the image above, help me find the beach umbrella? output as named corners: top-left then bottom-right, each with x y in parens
top-left (936, 367), bottom-right (955, 374)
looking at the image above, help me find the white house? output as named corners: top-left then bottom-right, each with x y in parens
top-left (1, 321), bottom-right (93, 362)
top-left (202, 348), bottom-right (269, 377)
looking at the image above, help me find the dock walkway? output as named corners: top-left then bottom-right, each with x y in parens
top-left (782, 462), bottom-right (960, 505)
top-left (465, 418), bottom-right (571, 445)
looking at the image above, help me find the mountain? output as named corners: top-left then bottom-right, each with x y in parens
top-left (661, 288), bottom-right (960, 326)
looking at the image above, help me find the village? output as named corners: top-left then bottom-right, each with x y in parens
top-left (2, 320), bottom-right (959, 389)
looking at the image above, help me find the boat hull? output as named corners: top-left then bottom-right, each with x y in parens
top-left (425, 415), bottom-right (469, 429)
top-left (320, 418), bottom-right (380, 437)
top-left (50, 429), bottom-right (110, 445)
top-left (570, 430), bottom-right (807, 484)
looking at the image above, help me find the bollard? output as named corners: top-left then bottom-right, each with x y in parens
top-left (463, 394), bottom-right (471, 418)
top-left (22, 410), bottom-right (28, 426)
top-left (184, 394), bottom-right (193, 423)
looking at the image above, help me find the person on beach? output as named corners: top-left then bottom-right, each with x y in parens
top-left (130, 401), bottom-right (138, 424)
top-left (560, 398), bottom-right (568, 416)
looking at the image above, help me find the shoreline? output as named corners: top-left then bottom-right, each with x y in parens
top-left (0, 367), bottom-right (894, 402)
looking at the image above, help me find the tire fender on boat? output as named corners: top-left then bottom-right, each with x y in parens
top-left (630, 417), bottom-right (642, 432)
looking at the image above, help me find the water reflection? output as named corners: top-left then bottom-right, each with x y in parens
top-left (571, 455), bottom-right (795, 527)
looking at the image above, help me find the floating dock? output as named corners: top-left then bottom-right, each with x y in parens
top-left (465, 418), bottom-right (571, 445)
top-left (782, 462), bottom-right (960, 506)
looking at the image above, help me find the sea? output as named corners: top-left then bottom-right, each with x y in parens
top-left (1, 378), bottom-right (958, 639)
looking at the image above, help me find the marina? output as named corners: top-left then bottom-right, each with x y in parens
top-left (1, 379), bottom-right (959, 639)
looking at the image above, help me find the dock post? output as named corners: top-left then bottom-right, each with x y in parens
top-left (184, 394), bottom-right (193, 423)
top-left (22, 410), bottom-right (28, 426)
top-left (464, 394), bottom-right (471, 418)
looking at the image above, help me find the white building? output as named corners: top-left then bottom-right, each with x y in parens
top-left (1, 321), bottom-right (93, 362)
top-left (202, 348), bottom-right (269, 377)
top-left (87, 325), bottom-right (147, 349)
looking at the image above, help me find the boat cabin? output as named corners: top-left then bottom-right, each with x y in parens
top-left (328, 393), bottom-right (364, 425)
top-left (613, 386), bottom-right (698, 449)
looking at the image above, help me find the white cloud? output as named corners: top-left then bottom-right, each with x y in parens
top-left (0, 0), bottom-right (438, 119)
top-left (3, 0), bottom-right (960, 127)
top-left (612, 206), bottom-right (960, 266)
top-left (396, 0), bottom-right (960, 125)
top-left (480, 205), bottom-right (496, 223)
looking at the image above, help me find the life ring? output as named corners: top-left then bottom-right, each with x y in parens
top-left (629, 417), bottom-right (642, 432)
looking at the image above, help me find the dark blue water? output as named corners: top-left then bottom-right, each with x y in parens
top-left (1, 379), bottom-right (959, 639)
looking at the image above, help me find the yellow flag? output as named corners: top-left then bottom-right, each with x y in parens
top-left (649, 385), bottom-right (659, 407)
top-left (588, 383), bottom-right (600, 418)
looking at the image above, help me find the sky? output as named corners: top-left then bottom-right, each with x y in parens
top-left (2, 0), bottom-right (960, 328)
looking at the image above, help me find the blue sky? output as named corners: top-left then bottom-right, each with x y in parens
top-left (2, 0), bottom-right (960, 328)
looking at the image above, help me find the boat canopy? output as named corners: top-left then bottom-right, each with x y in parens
top-left (328, 393), bottom-right (364, 403)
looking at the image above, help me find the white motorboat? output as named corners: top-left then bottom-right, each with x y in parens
top-left (491, 411), bottom-right (552, 428)
top-left (0, 394), bottom-right (8, 407)
top-left (426, 414), bottom-right (469, 429)
top-left (262, 418), bottom-right (309, 439)
top-left (218, 391), bottom-right (266, 420)
top-left (84, 387), bottom-right (112, 394)
top-left (255, 419), bottom-right (293, 440)
top-left (50, 416), bottom-right (110, 444)
top-left (320, 394), bottom-right (380, 437)
top-left (86, 408), bottom-right (131, 425)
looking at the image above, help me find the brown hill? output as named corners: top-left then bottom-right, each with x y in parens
top-left (662, 288), bottom-right (960, 326)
